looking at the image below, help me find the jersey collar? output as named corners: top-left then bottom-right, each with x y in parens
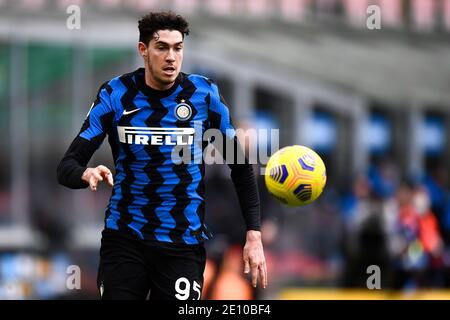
top-left (135, 68), bottom-right (183, 99)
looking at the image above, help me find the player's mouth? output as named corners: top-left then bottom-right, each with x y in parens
top-left (162, 66), bottom-right (176, 76)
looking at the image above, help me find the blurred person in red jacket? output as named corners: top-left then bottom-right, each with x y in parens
top-left (395, 182), bottom-right (444, 288)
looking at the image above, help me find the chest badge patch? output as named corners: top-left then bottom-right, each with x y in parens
top-left (175, 100), bottom-right (192, 121)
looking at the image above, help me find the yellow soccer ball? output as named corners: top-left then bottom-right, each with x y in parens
top-left (265, 145), bottom-right (327, 206)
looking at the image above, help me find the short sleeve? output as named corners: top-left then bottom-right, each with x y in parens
top-left (207, 81), bottom-right (236, 140)
top-left (78, 82), bottom-right (115, 148)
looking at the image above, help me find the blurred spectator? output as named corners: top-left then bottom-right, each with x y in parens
top-left (392, 182), bottom-right (445, 289)
top-left (423, 161), bottom-right (450, 244)
top-left (340, 173), bottom-right (393, 288)
top-left (368, 157), bottom-right (400, 200)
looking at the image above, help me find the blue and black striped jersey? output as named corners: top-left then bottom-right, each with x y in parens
top-left (57, 68), bottom-right (260, 245)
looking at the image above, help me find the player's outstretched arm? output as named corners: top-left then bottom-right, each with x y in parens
top-left (57, 82), bottom-right (113, 189)
top-left (57, 135), bottom-right (114, 191)
top-left (82, 165), bottom-right (114, 192)
top-left (206, 79), bottom-right (268, 289)
top-left (227, 147), bottom-right (268, 289)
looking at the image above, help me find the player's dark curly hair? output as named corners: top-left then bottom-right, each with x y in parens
top-left (138, 11), bottom-right (190, 45)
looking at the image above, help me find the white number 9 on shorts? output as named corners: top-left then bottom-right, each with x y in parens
top-left (175, 277), bottom-right (202, 300)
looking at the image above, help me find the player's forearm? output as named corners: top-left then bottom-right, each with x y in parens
top-left (57, 136), bottom-right (96, 189)
top-left (57, 159), bottom-right (89, 189)
top-left (229, 162), bottom-right (261, 231)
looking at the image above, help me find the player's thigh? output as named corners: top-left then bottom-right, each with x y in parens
top-left (149, 244), bottom-right (206, 300)
top-left (97, 231), bottom-right (151, 300)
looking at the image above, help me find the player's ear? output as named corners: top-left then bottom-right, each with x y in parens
top-left (138, 42), bottom-right (148, 58)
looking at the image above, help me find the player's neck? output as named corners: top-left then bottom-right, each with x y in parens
top-left (144, 67), bottom-right (176, 91)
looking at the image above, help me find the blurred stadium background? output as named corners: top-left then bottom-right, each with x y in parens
top-left (0, 0), bottom-right (450, 299)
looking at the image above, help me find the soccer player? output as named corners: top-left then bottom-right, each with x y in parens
top-left (57, 11), bottom-right (267, 300)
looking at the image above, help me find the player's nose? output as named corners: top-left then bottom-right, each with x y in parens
top-left (166, 49), bottom-right (176, 62)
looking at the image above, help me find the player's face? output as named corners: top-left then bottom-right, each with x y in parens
top-left (139, 30), bottom-right (184, 90)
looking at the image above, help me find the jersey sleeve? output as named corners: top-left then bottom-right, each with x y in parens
top-left (57, 82), bottom-right (115, 189)
top-left (207, 81), bottom-right (236, 139)
top-left (206, 80), bottom-right (261, 231)
top-left (78, 82), bottom-right (115, 148)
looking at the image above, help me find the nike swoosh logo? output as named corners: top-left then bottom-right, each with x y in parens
top-left (122, 108), bottom-right (140, 115)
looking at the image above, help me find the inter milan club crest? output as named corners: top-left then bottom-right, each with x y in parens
top-left (175, 99), bottom-right (192, 121)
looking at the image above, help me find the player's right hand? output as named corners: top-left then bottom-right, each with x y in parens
top-left (82, 165), bottom-right (114, 191)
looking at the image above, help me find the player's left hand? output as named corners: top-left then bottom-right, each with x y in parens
top-left (243, 230), bottom-right (268, 289)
